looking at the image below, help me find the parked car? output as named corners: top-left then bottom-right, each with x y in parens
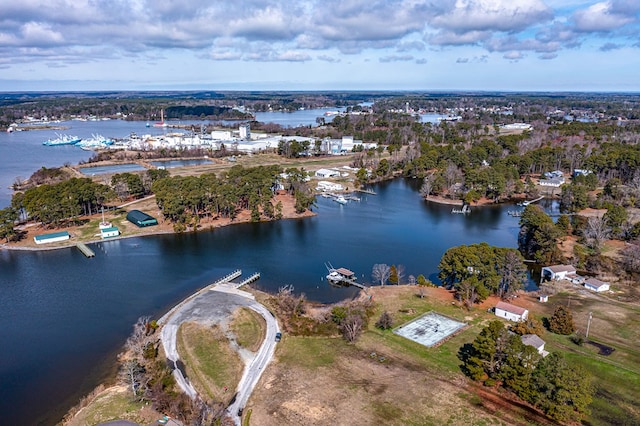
top-left (275, 332), bottom-right (282, 342)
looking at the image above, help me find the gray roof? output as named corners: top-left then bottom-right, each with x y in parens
top-left (544, 264), bottom-right (576, 274)
top-left (521, 334), bottom-right (545, 349)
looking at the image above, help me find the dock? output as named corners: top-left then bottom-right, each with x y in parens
top-left (236, 272), bottom-right (260, 288)
top-left (326, 264), bottom-right (368, 291)
top-left (76, 243), bottom-right (95, 258)
top-left (452, 204), bottom-right (471, 214)
top-left (518, 195), bottom-right (544, 206)
top-left (355, 188), bottom-right (376, 195)
top-left (212, 269), bottom-right (242, 285)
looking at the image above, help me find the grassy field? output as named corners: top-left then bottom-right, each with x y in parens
top-left (230, 307), bottom-right (266, 352)
top-left (176, 321), bottom-right (243, 404)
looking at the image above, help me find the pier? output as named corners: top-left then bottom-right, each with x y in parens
top-left (326, 265), bottom-right (368, 291)
top-left (236, 272), bottom-right (261, 288)
top-left (355, 188), bottom-right (376, 195)
top-left (452, 204), bottom-right (471, 214)
top-left (212, 269), bottom-right (242, 285)
top-left (76, 243), bottom-right (95, 258)
top-left (518, 195), bottom-right (544, 206)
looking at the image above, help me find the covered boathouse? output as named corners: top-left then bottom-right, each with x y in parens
top-left (126, 210), bottom-right (158, 227)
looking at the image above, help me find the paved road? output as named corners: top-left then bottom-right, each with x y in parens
top-left (159, 283), bottom-right (279, 426)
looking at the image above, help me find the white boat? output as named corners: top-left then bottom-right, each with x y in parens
top-left (76, 134), bottom-right (113, 149)
top-left (43, 133), bottom-right (81, 146)
top-left (334, 195), bottom-right (348, 205)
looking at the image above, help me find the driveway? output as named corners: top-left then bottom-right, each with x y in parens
top-left (159, 283), bottom-right (279, 426)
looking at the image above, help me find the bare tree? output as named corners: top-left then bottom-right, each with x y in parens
top-left (396, 264), bottom-right (406, 285)
top-left (375, 311), bottom-right (393, 330)
top-left (125, 316), bottom-right (151, 358)
top-left (584, 216), bottom-right (611, 251)
top-left (341, 314), bottom-right (364, 343)
top-left (120, 359), bottom-right (145, 399)
top-left (420, 175), bottom-right (434, 200)
top-left (408, 274), bottom-right (416, 285)
top-left (371, 263), bottom-right (391, 286)
top-left (498, 250), bottom-right (527, 299)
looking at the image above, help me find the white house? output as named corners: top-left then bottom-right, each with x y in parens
top-left (34, 231), bottom-right (70, 244)
top-left (584, 277), bottom-right (610, 292)
top-left (539, 177), bottom-right (565, 187)
top-left (521, 334), bottom-right (548, 357)
top-left (541, 264), bottom-right (577, 281)
top-left (315, 168), bottom-right (341, 178)
top-left (495, 301), bottom-right (529, 322)
top-left (100, 226), bottom-right (120, 239)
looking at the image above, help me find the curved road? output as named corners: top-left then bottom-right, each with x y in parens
top-left (159, 283), bottom-right (280, 426)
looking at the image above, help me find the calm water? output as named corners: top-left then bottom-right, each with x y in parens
top-left (0, 178), bottom-right (524, 424)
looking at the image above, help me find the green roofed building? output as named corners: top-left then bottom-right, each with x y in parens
top-left (34, 231), bottom-right (70, 244)
top-left (126, 210), bottom-right (158, 227)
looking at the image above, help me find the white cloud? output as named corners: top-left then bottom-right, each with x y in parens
top-left (572, 1), bottom-right (637, 32)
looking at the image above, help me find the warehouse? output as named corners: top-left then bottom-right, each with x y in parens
top-left (126, 210), bottom-right (158, 227)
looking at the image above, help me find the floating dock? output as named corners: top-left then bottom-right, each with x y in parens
top-left (236, 272), bottom-right (261, 287)
top-left (212, 269), bottom-right (242, 285)
top-left (76, 243), bottom-right (95, 258)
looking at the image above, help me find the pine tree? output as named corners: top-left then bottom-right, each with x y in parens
top-left (548, 305), bottom-right (575, 335)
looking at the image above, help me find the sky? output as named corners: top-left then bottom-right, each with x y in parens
top-left (0, 0), bottom-right (639, 92)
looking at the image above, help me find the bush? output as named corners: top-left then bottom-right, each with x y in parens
top-left (375, 311), bottom-right (393, 330)
top-left (548, 305), bottom-right (575, 335)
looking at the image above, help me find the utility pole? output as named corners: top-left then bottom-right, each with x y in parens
top-left (585, 312), bottom-right (593, 339)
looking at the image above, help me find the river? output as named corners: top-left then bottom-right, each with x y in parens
top-left (1, 114), bottom-right (530, 425)
top-left (0, 177), bottom-right (530, 425)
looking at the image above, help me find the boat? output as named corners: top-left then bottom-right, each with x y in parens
top-left (334, 195), bottom-right (348, 205)
top-left (76, 134), bottom-right (113, 150)
top-left (326, 265), bottom-right (356, 284)
top-left (43, 133), bottom-right (81, 146)
top-left (153, 109), bottom-right (168, 127)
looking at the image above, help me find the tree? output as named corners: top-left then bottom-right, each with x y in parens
top-left (510, 318), bottom-right (544, 336)
top-left (583, 216), bottom-right (611, 252)
top-left (497, 250), bottom-right (527, 299)
top-left (371, 264), bottom-right (391, 286)
top-left (341, 313), bottom-right (364, 343)
top-left (388, 265), bottom-right (398, 285)
top-left (375, 311), bottom-right (393, 330)
top-left (120, 359), bottom-right (145, 399)
top-left (548, 305), bottom-right (575, 335)
top-left (0, 207), bottom-right (18, 242)
top-left (526, 353), bottom-right (593, 423)
top-left (420, 175), bottom-right (435, 200)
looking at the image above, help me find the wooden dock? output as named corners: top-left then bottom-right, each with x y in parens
top-left (76, 243), bottom-right (95, 258)
top-left (212, 269), bottom-right (242, 285)
top-left (355, 188), bottom-right (376, 195)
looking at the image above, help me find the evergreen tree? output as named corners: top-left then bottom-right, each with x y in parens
top-left (548, 305), bottom-right (575, 335)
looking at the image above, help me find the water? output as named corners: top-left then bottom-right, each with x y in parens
top-left (79, 163), bottom-right (147, 175)
top-left (150, 159), bottom-right (213, 168)
top-left (0, 178), bottom-right (524, 424)
top-left (252, 107), bottom-right (345, 127)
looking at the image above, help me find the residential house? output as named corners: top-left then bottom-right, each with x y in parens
top-left (495, 301), bottom-right (529, 322)
top-left (521, 334), bottom-right (548, 357)
top-left (541, 264), bottom-right (577, 281)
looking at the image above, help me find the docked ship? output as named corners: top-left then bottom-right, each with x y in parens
top-left (76, 134), bottom-right (114, 150)
top-left (43, 134), bottom-right (82, 146)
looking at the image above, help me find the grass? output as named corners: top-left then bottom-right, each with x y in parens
top-left (277, 335), bottom-right (346, 368)
top-left (229, 307), bottom-right (266, 352)
top-left (176, 322), bottom-right (243, 403)
top-left (65, 387), bottom-right (159, 426)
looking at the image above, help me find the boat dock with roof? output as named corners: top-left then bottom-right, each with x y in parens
top-left (325, 263), bottom-right (367, 290)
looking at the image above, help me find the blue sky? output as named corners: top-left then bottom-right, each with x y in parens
top-left (0, 0), bottom-right (639, 92)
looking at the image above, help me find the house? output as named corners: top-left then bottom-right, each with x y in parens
top-left (521, 334), bottom-right (548, 357)
top-left (495, 301), bottom-right (529, 322)
top-left (100, 226), bottom-right (120, 239)
top-left (34, 231), bottom-right (70, 244)
top-left (315, 168), bottom-right (341, 178)
top-left (539, 177), bottom-right (565, 187)
top-left (539, 294), bottom-right (549, 303)
top-left (541, 264), bottom-right (577, 281)
top-left (584, 277), bottom-right (610, 292)
top-left (573, 169), bottom-right (593, 178)
top-left (316, 181), bottom-right (344, 192)
top-left (126, 210), bottom-right (158, 227)
top-left (543, 170), bottom-right (564, 179)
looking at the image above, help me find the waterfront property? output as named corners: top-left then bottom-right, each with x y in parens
top-left (100, 226), bottom-right (120, 239)
top-left (394, 312), bottom-right (466, 348)
top-left (494, 301), bottom-right (528, 322)
top-left (34, 231), bottom-right (70, 244)
top-left (521, 334), bottom-right (548, 357)
top-left (541, 264), bottom-right (577, 281)
top-left (126, 210), bottom-right (158, 227)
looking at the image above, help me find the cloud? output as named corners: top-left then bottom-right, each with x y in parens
top-left (503, 51), bottom-right (525, 60)
top-left (317, 55), bottom-right (341, 63)
top-left (572, 1), bottom-right (638, 32)
top-left (379, 54), bottom-right (414, 62)
top-left (599, 42), bottom-right (623, 51)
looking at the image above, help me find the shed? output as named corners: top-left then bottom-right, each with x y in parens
top-left (539, 294), bottom-right (549, 303)
top-left (495, 301), bottom-right (528, 322)
top-left (100, 226), bottom-right (120, 239)
top-left (584, 277), bottom-right (610, 292)
top-left (34, 231), bottom-right (70, 244)
top-left (126, 210), bottom-right (158, 227)
top-left (541, 264), bottom-right (577, 281)
top-left (521, 334), bottom-right (548, 356)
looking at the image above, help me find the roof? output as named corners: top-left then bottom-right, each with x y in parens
top-left (521, 334), bottom-right (545, 349)
top-left (585, 277), bottom-right (609, 289)
top-left (100, 226), bottom-right (119, 233)
top-left (34, 231), bottom-right (70, 241)
top-left (495, 301), bottom-right (528, 316)
top-left (335, 268), bottom-right (354, 276)
top-left (544, 264), bottom-right (576, 274)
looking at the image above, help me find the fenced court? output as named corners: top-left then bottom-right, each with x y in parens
top-left (394, 311), bottom-right (467, 348)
